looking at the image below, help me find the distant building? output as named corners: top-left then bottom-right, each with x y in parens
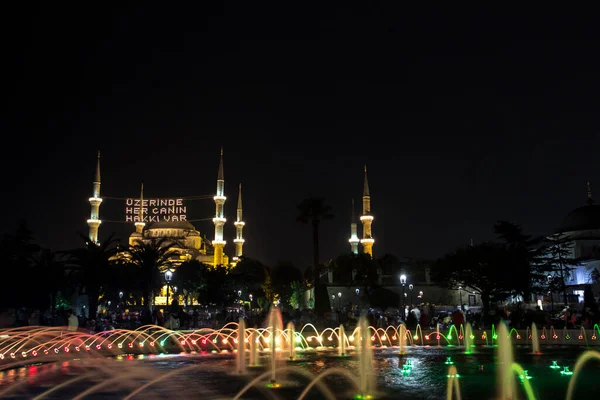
top-left (556, 182), bottom-right (600, 301)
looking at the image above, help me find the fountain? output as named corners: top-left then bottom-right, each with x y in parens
top-left (531, 324), bottom-right (541, 354)
top-left (287, 322), bottom-right (296, 360)
top-left (236, 318), bottom-right (246, 374)
top-left (249, 328), bottom-right (259, 366)
top-left (398, 323), bottom-right (407, 354)
top-left (338, 324), bottom-right (346, 356)
top-left (357, 314), bottom-right (375, 398)
top-left (446, 365), bottom-right (462, 400)
top-left (1, 320), bottom-right (600, 398)
top-left (496, 322), bottom-right (516, 400)
top-left (267, 307), bottom-right (283, 386)
top-left (464, 323), bottom-right (473, 353)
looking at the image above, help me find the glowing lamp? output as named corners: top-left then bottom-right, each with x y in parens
top-left (381, 335), bottom-right (387, 341)
top-left (413, 335), bottom-right (419, 340)
top-left (192, 340), bottom-right (197, 345)
top-left (222, 339), bottom-right (227, 345)
top-left (553, 334), bottom-right (558, 340)
top-left (425, 335), bottom-right (430, 340)
top-left (436, 335), bottom-right (440, 340)
top-left (75, 346), bottom-right (80, 351)
top-left (85, 346), bottom-right (90, 351)
top-left (96, 344), bottom-right (102, 350)
top-left (22, 352), bottom-right (27, 358)
top-left (201, 339), bottom-right (207, 345)
top-left (578, 335), bottom-right (583, 340)
top-left (32, 351), bottom-right (37, 356)
top-left (392, 336), bottom-right (397, 340)
top-left (540, 335), bottom-right (546, 340)
top-left (181, 340), bottom-right (186, 345)
top-left (128, 343), bottom-right (133, 348)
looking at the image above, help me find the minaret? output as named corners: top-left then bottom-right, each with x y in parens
top-left (212, 148), bottom-right (227, 266)
top-left (349, 198), bottom-right (360, 254)
top-left (87, 151), bottom-right (102, 243)
top-left (233, 183), bottom-right (245, 259)
top-left (360, 165), bottom-right (374, 256)
top-left (135, 183), bottom-right (145, 233)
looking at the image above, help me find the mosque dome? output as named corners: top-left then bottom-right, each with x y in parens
top-left (145, 220), bottom-right (197, 231)
top-left (559, 199), bottom-right (600, 233)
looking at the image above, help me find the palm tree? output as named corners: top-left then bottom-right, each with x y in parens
top-left (297, 197), bottom-right (334, 283)
top-left (297, 197), bottom-right (334, 313)
top-left (63, 233), bottom-right (119, 321)
top-left (126, 238), bottom-right (180, 312)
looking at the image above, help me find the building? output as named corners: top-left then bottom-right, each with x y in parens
top-left (86, 149), bottom-right (246, 269)
top-left (556, 182), bottom-right (600, 302)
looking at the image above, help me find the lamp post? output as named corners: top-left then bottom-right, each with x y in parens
top-left (408, 284), bottom-right (413, 307)
top-left (249, 293), bottom-right (253, 314)
top-left (458, 286), bottom-right (463, 309)
top-left (418, 290), bottom-right (423, 301)
top-left (337, 292), bottom-right (342, 309)
top-left (400, 274), bottom-right (406, 319)
top-left (165, 269), bottom-right (173, 307)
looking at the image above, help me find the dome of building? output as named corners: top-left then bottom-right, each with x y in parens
top-left (145, 220), bottom-right (197, 231)
top-left (559, 200), bottom-right (600, 233)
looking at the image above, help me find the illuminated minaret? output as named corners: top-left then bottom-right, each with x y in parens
top-left (135, 183), bottom-right (145, 233)
top-left (349, 198), bottom-right (360, 254)
top-left (87, 151), bottom-right (102, 243)
top-left (360, 165), bottom-right (374, 257)
top-left (233, 183), bottom-right (245, 259)
top-left (212, 148), bottom-right (227, 266)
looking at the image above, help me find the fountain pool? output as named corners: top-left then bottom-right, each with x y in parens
top-left (0, 343), bottom-right (599, 399)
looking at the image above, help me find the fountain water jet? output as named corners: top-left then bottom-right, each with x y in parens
top-left (287, 322), bottom-right (296, 360)
top-left (531, 324), bottom-right (540, 354)
top-left (464, 323), bottom-right (473, 353)
top-left (496, 322), bottom-right (516, 400)
top-left (267, 307), bottom-right (283, 385)
top-left (236, 318), bottom-right (246, 374)
top-left (338, 324), bottom-right (346, 356)
top-left (446, 365), bottom-right (462, 400)
top-left (398, 324), bottom-right (407, 354)
top-left (357, 315), bottom-right (375, 398)
top-left (249, 329), bottom-right (259, 366)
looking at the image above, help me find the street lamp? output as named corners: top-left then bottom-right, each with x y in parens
top-left (355, 288), bottom-right (359, 296)
top-left (408, 284), bottom-right (414, 307)
top-left (337, 292), bottom-right (342, 309)
top-left (400, 274), bottom-right (407, 319)
top-left (418, 290), bottom-right (423, 301)
top-left (458, 286), bottom-right (463, 309)
top-left (165, 269), bottom-right (173, 307)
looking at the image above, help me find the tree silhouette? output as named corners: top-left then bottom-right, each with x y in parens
top-left (296, 197), bottom-right (333, 314)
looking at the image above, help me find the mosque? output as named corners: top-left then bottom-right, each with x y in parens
top-left (86, 149), bottom-right (245, 269)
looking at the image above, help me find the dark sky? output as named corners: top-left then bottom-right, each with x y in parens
top-left (3, 3), bottom-right (600, 269)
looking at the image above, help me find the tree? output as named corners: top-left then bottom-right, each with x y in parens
top-left (0, 219), bottom-right (40, 307)
top-left (271, 262), bottom-right (303, 308)
top-left (431, 242), bottom-right (518, 316)
top-left (196, 265), bottom-right (231, 306)
top-left (289, 280), bottom-right (307, 310)
top-left (126, 238), bottom-right (180, 312)
top-left (296, 197), bottom-right (334, 314)
top-left (62, 233), bottom-right (119, 321)
top-left (172, 260), bottom-right (204, 306)
top-left (30, 249), bottom-right (71, 313)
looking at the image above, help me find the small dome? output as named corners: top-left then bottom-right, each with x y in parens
top-left (559, 202), bottom-right (600, 232)
top-left (146, 220), bottom-right (197, 231)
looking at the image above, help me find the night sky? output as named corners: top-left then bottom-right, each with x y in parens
top-left (3, 4), bottom-right (600, 269)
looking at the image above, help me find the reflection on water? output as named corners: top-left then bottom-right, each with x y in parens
top-left (0, 347), bottom-right (598, 399)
